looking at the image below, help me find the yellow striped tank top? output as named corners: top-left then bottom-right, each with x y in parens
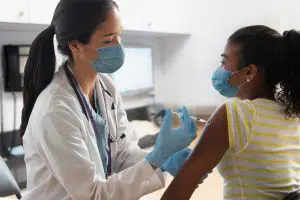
top-left (217, 98), bottom-right (300, 200)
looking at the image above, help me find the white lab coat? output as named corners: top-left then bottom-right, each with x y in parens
top-left (22, 67), bottom-right (165, 200)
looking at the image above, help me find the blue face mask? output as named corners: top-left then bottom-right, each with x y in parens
top-left (211, 67), bottom-right (239, 98)
top-left (90, 44), bottom-right (125, 74)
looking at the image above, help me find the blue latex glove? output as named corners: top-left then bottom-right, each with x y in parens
top-left (161, 148), bottom-right (191, 176)
top-left (146, 107), bottom-right (197, 168)
top-left (162, 148), bottom-right (212, 184)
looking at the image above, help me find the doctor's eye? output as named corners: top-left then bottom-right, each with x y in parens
top-left (103, 40), bottom-right (113, 44)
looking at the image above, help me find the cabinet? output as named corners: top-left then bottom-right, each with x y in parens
top-left (0, 0), bottom-right (58, 24)
top-left (118, 0), bottom-right (152, 31)
top-left (28, 0), bottom-right (59, 24)
top-left (116, 0), bottom-right (190, 34)
top-left (0, 0), bottom-right (29, 23)
top-left (149, 0), bottom-right (190, 34)
top-left (279, 0), bottom-right (300, 31)
top-left (0, 0), bottom-right (190, 35)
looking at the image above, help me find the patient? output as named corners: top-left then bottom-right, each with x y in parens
top-left (161, 25), bottom-right (300, 200)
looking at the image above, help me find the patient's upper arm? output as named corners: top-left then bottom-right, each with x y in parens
top-left (161, 104), bottom-right (230, 200)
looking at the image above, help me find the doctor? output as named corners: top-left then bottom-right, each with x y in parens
top-left (20, 0), bottom-right (197, 199)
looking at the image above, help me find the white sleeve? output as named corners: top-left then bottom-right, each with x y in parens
top-left (38, 106), bottom-right (165, 200)
top-left (114, 92), bottom-right (154, 172)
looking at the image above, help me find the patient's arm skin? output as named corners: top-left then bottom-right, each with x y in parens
top-left (161, 105), bottom-right (229, 200)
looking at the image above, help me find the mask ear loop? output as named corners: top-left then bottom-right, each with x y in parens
top-left (80, 44), bottom-right (98, 65)
top-left (243, 66), bottom-right (253, 84)
top-left (237, 77), bottom-right (252, 91)
top-left (229, 67), bottom-right (252, 89)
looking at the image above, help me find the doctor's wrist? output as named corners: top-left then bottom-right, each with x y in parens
top-left (146, 154), bottom-right (159, 170)
top-left (149, 163), bottom-right (158, 171)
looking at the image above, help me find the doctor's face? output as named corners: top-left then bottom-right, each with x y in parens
top-left (77, 7), bottom-right (123, 62)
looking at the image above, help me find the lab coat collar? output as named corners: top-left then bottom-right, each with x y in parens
top-left (95, 78), bottom-right (115, 120)
top-left (57, 65), bottom-right (114, 102)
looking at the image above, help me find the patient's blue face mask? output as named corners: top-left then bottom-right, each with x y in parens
top-left (89, 44), bottom-right (125, 74)
top-left (211, 67), bottom-right (248, 98)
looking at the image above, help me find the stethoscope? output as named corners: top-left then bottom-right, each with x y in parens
top-left (99, 81), bottom-right (126, 144)
top-left (63, 63), bottom-right (126, 177)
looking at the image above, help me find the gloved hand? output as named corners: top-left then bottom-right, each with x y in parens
top-left (161, 148), bottom-right (191, 176)
top-left (162, 148), bottom-right (212, 184)
top-left (146, 107), bottom-right (197, 168)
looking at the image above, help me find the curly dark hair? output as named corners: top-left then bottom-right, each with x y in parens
top-left (229, 25), bottom-right (300, 118)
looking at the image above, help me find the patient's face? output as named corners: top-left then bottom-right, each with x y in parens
top-left (222, 41), bottom-right (262, 99)
top-left (221, 42), bottom-right (249, 89)
top-left (221, 42), bottom-right (240, 72)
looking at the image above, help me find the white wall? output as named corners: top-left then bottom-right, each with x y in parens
top-left (279, 0), bottom-right (300, 32)
top-left (155, 0), bottom-right (283, 114)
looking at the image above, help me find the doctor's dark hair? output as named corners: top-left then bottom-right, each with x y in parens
top-left (229, 25), bottom-right (300, 118)
top-left (20, 0), bottom-right (118, 138)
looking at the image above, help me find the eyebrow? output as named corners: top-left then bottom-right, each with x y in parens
top-left (104, 32), bottom-right (118, 37)
top-left (221, 54), bottom-right (228, 59)
top-left (104, 27), bottom-right (123, 37)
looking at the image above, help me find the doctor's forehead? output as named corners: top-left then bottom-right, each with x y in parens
top-left (94, 7), bottom-right (122, 37)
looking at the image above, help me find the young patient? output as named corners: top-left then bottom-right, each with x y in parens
top-left (161, 25), bottom-right (300, 200)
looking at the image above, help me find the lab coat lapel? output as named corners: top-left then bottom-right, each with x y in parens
top-left (95, 77), bottom-right (117, 139)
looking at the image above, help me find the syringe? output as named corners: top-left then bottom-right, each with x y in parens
top-left (172, 112), bottom-right (207, 123)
